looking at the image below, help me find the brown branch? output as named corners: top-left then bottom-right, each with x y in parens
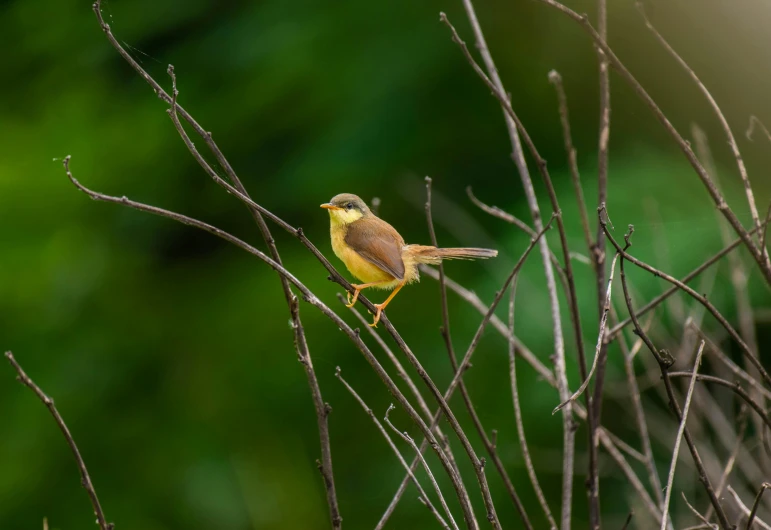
top-left (383, 404), bottom-right (460, 530)
top-left (617, 227), bottom-right (731, 529)
top-left (441, 12), bottom-right (594, 527)
top-left (728, 486), bottom-right (771, 530)
top-left (601, 214), bottom-right (771, 388)
top-left (380, 216), bottom-right (554, 529)
top-left (666, 373), bottom-right (771, 431)
top-left (509, 277), bottom-right (557, 529)
top-left (636, 3), bottom-right (763, 253)
top-left (62, 157), bottom-right (480, 528)
top-left (554, 252), bottom-right (619, 414)
top-left (530, 0), bottom-right (771, 283)
top-left (164, 64), bottom-right (342, 528)
top-left (747, 483), bottom-right (771, 530)
top-left (5, 351), bottom-right (114, 530)
top-left (547, 71), bottom-right (593, 255)
top-left (682, 492), bottom-right (717, 530)
top-left (660, 341), bottom-right (705, 530)
top-left (426, 178), bottom-right (532, 528)
top-left (445, 3), bottom-right (577, 527)
top-left (607, 220), bottom-right (769, 341)
top-left (610, 305), bottom-right (665, 511)
top-left (704, 405), bottom-right (749, 523)
top-left (422, 267), bottom-right (663, 522)
top-left (335, 368), bottom-right (453, 530)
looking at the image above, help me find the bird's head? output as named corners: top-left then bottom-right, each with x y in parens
top-left (320, 193), bottom-right (371, 225)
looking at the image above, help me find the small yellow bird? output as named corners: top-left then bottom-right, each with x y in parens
top-left (321, 193), bottom-right (498, 326)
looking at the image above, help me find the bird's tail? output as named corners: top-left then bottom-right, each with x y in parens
top-left (406, 245), bottom-right (498, 265)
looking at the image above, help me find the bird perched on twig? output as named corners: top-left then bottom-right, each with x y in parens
top-left (321, 193), bottom-right (498, 326)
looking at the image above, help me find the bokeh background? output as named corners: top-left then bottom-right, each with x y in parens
top-left (3, 0), bottom-right (771, 528)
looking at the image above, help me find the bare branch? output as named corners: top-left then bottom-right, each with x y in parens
top-left (444, 4), bottom-right (578, 527)
top-left (63, 157), bottom-right (480, 528)
top-left (617, 228), bottom-right (731, 529)
top-left (384, 404), bottom-right (459, 530)
top-left (335, 368), bottom-right (452, 530)
top-left (5, 351), bottom-right (114, 530)
top-left (660, 341), bottom-right (706, 530)
top-left (426, 178), bottom-right (532, 528)
top-left (530, 0), bottom-right (771, 282)
top-left (509, 276), bottom-right (557, 529)
top-left (554, 252), bottom-right (619, 414)
top-left (728, 486), bottom-right (771, 530)
top-left (682, 492), bottom-right (717, 530)
top-left (704, 405), bottom-right (749, 522)
top-left (601, 212), bottom-right (771, 388)
top-left (637, 4), bottom-right (763, 252)
top-left (746, 482), bottom-right (771, 530)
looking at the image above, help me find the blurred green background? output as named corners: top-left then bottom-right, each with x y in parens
top-left (3, 0), bottom-right (771, 528)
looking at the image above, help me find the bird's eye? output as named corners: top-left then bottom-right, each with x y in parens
top-left (346, 203), bottom-right (354, 210)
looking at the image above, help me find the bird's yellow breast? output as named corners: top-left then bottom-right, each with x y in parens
top-left (330, 222), bottom-right (397, 286)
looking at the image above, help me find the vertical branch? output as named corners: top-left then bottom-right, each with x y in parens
top-left (746, 483), bottom-right (771, 530)
top-left (424, 177), bottom-right (533, 528)
top-left (660, 341), bottom-right (706, 530)
top-left (547, 71), bottom-right (593, 253)
top-left (509, 277), bottom-right (558, 529)
top-left (613, 223), bottom-right (732, 529)
top-left (5, 351), bottom-right (114, 530)
top-left (442, 9), bottom-right (582, 527)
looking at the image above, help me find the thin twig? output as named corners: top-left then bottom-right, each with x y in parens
top-left (601, 212), bottom-right (771, 388)
top-left (554, 252), bottom-right (619, 413)
top-left (442, 12), bottom-right (589, 528)
top-left (666, 373), bottom-right (771, 430)
top-left (728, 486), bottom-right (771, 530)
top-left (422, 266), bottom-right (664, 522)
top-left (63, 157), bottom-right (479, 528)
top-left (607, 219), bottom-right (769, 341)
top-left (426, 178), bottom-right (532, 528)
top-left (617, 225), bottom-right (731, 529)
top-left (547, 71), bottom-right (592, 254)
top-left (380, 217), bottom-right (555, 529)
top-left (611, 305), bottom-right (665, 512)
top-left (704, 405), bottom-right (749, 522)
top-left (383, 404), bottom-right (459, 530)
top-left (746, 483), bottom-right (771, 530)
top-left (660, 341), bottom-right (706, 530)
top-left (636, 3), bottom-right (763, 254)
top-left (530, 0), bottom-right (771, 283)
top-left (508, 276), bottom-right (557, 529)
top-left (164, 65), bottom-right (342, 527)
top-left (621, 512), bottom-right (633, 530)
top-left (5, 351), bottom-right (114, 530)
top-left (682, 492), bottom-right (717, 530)
top-left (335, 368), bottom-right (452, 530)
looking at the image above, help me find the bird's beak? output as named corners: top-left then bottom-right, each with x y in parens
top-left (320, 203), bottom-right (342, 210)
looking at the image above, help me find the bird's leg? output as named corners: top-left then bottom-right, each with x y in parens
top-left (346, 280), bottom-right (391, 308)
top-left (369, 280), bottom-right (407, 327)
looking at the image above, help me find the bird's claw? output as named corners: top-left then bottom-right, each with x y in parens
top-left (345, 289), bottom-right (360, 308)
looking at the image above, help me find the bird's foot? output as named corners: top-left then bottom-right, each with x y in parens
top-left (346, 288), bottom-right (361, 308)
top-left (368, 304), bottom-right (385, 327)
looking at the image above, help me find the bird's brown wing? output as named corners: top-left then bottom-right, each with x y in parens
top-left (345, 217), bottom-right (405, 280)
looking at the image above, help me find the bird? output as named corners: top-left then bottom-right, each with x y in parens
top-left (321, 193), bottom-right (498, 326)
